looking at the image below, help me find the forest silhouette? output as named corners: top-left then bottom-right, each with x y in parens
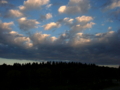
top-left (0, 62), bottom-right (120, 90)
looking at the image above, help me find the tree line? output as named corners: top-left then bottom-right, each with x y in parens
top-left (0, 62), bottom-right (120, 90)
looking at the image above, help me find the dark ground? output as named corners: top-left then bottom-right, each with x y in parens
top-left (0, 62), bottom-right (120, 90)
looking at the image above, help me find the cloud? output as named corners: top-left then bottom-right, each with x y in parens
top-left (30, 32), bottom-right (58, 47)
top-left (0, 24), bottom-right (120, 64)
top-left (0, 0), bottom-right (15, 15)
top-left (95, 33), bottom-right (103, 37)
top-left (103, 0), bottom-right (120, 11)
top-left (43, 22), bottom-right (61, 30)
top-left (108, 27), bottom-right (112, 30)
top-left (45, 13), bottom-right (52, 19)
top-left (13, 36), bottom-right (33, 48)
top-left (6, 9), bottom-right (24, 18)
top-left (6, 31), bottom-right (33, 49)
top-left (76, 16), bottom-right (93, 23)
top-left (0, 21), bottom-right (33, 49)
top-left (70, 22), bottom-right (95, 34)
top-left (58, 0), bottom-right (90, 14)
top-left (39, 13), bottom-right (52, 21)
top-left (9, 31), bottom-right (23, 36)
top-left (68, 33), bottom-right (91, 47)
top-left (57, 15), bottom-right (95, 37)
top-left (18, 17), bottom-right (40, 31)
top-left (19, 0), bottom-right (50, 11)
top-left (30, 32), bottom-right (50, 45)
top-left (0, 0), bottom-right (7, 4)
top-left (57, 16), bottom-right (94, 33)
top-left (0, 21), bottom-right (14, 32)
top-left (69, 15), bottom-right (95, 34)
top-left (46, 4), bottom-right (52, 8)
top-left (0, 0), bottom-right (8, 4)
top-left (58, 6), bottom-right (67, 13)
top-left (0, 0), bottom-right (120, 65)
top-left (0, 21), bottom-right (14, 43)
top-left (58, 17), bottom-right (74, 25)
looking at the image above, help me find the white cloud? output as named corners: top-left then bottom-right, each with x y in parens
top-left (19, 0), bottom-right (49, 11)
top-left (58, 6), bottom-right (67, 13)
top-left (0, 0), bottom-right (8, 4)
top-left (63, 17), bottom-right (74, 24)
top-left (39, 13), bottom-right (52, 21)
top-left (46, 4), bottom-right (52, 8)
top-left (103, 0), bottom-right (120, 11)
top-left (82, 22), bottom-right (95, 29)
top-left (108, 27), bottom-right (112, 30)
top-left (95, 33), bottom-right (103, 37)
top-left (7, 9), bottom-right (24, 18)
top-left (50, 36), bottom-right (57, 42)
top-left (9, 31), bottom-right (22, 36)
top-left (58, 17), bottom-right (74, 26)
top-left (108, 31), bottom-right (114, 34)
top-left (18, 17), bottom-right (40, 31)
top-left (71, 22), bottom-right (95, 31)
top-left (58, 0), bottom-right (90, 14)
top-left (30, 32), bottom-right (58, 46)
top-left (0, 21), bottom-right (14, 32)
top-left (45, 13), bottom-right (52, 19)
top-left (76, 16), bottom-right (93, 23)
top-left (43, 22), bottom-right (61, 30)
top-left (76, 33), bottom-right (83, 36)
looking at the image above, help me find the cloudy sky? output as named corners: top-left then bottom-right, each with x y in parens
top-left (0, 0), bottom-right (120, 65)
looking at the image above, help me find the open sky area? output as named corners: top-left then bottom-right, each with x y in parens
top-left (0, 0), bottom-right (120, 65)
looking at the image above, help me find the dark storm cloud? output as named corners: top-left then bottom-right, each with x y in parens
top-left (0, 29), bottom-right (120, 64)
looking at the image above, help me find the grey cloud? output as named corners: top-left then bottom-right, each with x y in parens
top-left (0, 0), bottom-right (15, 8)
top-left (58, 0), bottom-right (90, 14)
top-left (18, 17), bottom-right (40, 31)
top-left (39, 13), bottom-right (52, 21)
top-left (102, 0), bottom-right (120, 11)
top-left (0, 29), bottom-right (120, 64)
top-left (5, 9), bottom-right (24, 18)
top-left (19, 0), bottom-right (50, 11)
top-left (0, 21), bottom-right (33, 49)
top-left (0, 21), bottom-right (120, 64)
top-left (0, 0), bottom-right (16, 18)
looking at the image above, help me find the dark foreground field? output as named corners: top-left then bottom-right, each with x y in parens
top-left (0, 62), bottom-right (120, 90)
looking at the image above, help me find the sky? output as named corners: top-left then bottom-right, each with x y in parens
top-left (0, 0), bottom-right (120, 65)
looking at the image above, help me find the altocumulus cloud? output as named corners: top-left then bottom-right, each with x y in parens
top-left (58, 0), bottom-right (90, 14)
top-left (103, 0), bottom-right (120, 11)
top-left (6, 9), bottom-right (24, 18)
top-left (18, 17), bottom-right (40, 31)
top-left (39, 13), bottom-right (52, 21)
top-left (19, 0), bottom-right (50, 11)
top-left (43, 22), bottom-right (61, 30)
